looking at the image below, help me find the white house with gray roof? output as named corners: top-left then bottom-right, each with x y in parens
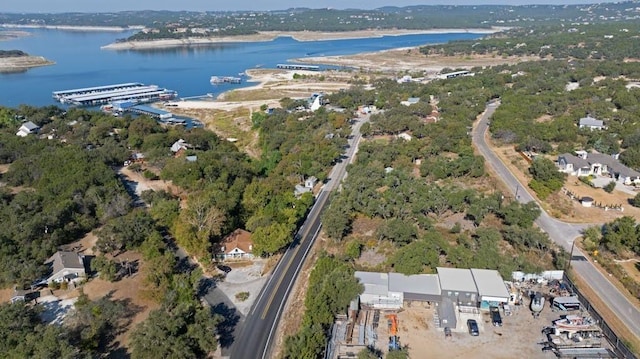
top-left (558, 150), bottom-right (640, 185)
top-left (45, 251), bottom-right (87, 284)
top-left (16, 121), bottom-right (40, 137)
top-left (578, 116), bottom-right (605, 130)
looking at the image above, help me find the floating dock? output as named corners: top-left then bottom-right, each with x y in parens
top-left (53, 83), bottom-right (177, 106)
top-left (210, 76), bottom-right (242, 84)
top-left (276, 64), bottom-right (320, 71)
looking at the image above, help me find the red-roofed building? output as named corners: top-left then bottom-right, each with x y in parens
top-left (218, 229), bottom-right (254, 260)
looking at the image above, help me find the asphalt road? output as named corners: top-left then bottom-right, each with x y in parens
top-left (474, 101), bottom-right (640, 339)
top-left (230, 115), bottom-right (368, 359)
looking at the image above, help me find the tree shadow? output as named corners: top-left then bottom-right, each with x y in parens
top-left (210, 302), bottom-right (241, 353)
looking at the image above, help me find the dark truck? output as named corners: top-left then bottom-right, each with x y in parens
top-left (490, 306), bottom-right (503, 327)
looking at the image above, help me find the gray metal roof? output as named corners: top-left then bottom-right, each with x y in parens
top-left (579, 116), bottom-right (604, 127)
top-left (470, 268), bottom-right (509, 299)
top-left (21, 121), bottom-right (39, 131)
top-left (437, 267), bottom-right (478, 293)
top-left (355, 271), bottom-right (389, 296)
top-left (388, 273), bottom-right (441, 295)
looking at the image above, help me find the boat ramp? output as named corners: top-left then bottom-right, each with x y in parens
top-left (52, 83), bottom-right (177, 106)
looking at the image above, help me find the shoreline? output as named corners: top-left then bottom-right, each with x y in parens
top-left (0, 55), bottom-right (55, 72)
top-left (101, 27), bottom-right (506, 50)
top-left (1, 24), bottom-right (144, 32)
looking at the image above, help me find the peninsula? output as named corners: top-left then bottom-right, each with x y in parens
top-left (0, 50), bottom-right (54, 73)
top-left (101, 28), bottom-right (503, 50)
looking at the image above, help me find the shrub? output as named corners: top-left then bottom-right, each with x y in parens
top-left (631, 193), bottom-right (640, 208)
top-left (603, 180), bottom-right (616, 193)
top-left (143, 169), bottom-right (159, 180)
top-left (235, 292), bottom-right (250, 302)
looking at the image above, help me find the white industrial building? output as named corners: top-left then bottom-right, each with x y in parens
top-left (356, 267), bottom-right (508, 311)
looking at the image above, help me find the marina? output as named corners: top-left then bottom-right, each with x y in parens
top-left (52, 83), bottom-right (177, 106)
top-left (276, 63), bottom-right (320, 71)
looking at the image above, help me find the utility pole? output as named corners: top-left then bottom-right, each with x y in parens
top-left (566, 240), bottom-right (576, 271)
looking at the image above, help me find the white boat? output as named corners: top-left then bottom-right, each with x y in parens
top-left (531, 292), bottom-right (545, 314)
top-left (553, 315), bottom-right (596, 332)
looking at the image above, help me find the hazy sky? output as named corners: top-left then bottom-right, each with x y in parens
top-left (4, 1), bottom-right (613, 13)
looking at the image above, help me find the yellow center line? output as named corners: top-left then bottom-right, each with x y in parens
top-left (260, 220), bottom-right (317, 320)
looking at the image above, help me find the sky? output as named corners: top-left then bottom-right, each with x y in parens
top-left (3, 1), bottom-right (616, 13)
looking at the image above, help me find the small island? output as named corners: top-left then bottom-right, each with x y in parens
top-left (0, 49), bottom-right (54, 73)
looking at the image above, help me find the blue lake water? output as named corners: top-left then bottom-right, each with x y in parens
top-left (0, 28), bottom-right (485, 107)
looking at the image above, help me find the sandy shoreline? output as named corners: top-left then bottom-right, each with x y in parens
top-left (101, 27), bottom-right (506, 50)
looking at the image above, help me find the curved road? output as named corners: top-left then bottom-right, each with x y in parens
top-left (475, 101), bottom-right (640, 339)
top-left (230, 115), bottom-right (368, 359)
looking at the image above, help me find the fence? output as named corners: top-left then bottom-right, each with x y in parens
top-left (562, 273), bottom-right (638, 359)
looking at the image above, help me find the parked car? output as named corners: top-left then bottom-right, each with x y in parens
top-left (467, 319), bottom-right (479, 336)
top-left (217, 265), bottom-right (232, 274)
top-left (490, 306), bottom-right (503, 327)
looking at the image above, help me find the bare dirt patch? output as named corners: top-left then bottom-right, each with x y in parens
top-left (0, 163), bottom-right (9, 174)
top-left (119, 166), bottom-right (181, 197)
top-left (81, 251), bottom-right (160, 350)
top-left (374, 304), bottom-right (556, 359)
top-left (297, 48), bottom-right (538, 74)
top-left (619, 260), bottom-right (640, 283)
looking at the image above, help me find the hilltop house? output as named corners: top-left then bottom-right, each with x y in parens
top-left (170, 139), bottom-right (190, 153)
top-left (558, 150), bottom-right (640, 185)
top-left (44, 251), bottom-right (87, 284)
top-left (16, 121), bottom-right (40, 137)
top-left (578, 116), bottom-right (605, 130)
top-left (218, 229), bottom-right (254, 260)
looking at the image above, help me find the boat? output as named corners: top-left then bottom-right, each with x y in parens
top-left (210, 76), bottom-right (242, 84)
top-left (553, 315), bottom-right (597, 332)
top-left (531, 292), bottom-right (545, 315)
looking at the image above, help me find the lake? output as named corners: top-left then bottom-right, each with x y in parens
top-left (0, 28), bottom-right (485, 107)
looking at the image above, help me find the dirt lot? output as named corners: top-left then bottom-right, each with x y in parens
top-left (367, 298), bottom-right (607, 359)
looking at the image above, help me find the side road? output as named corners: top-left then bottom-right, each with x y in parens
top-left (473, 101), bottom-right (640, 339)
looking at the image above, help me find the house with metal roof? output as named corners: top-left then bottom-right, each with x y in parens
top-left (470, 268), bottom-right (510, 308)
top-left (437, 267), bottom-right (479, 309)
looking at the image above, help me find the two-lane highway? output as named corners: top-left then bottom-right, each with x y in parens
top-left (474, 101), bottom-right (640, 339)
top-left (231, 115), bottom-right (368, 359)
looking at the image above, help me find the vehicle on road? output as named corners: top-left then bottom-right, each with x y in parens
top-left (490, 306), bottom-right (503, 327)
top-left (467, 319), bottom-right (479, 336)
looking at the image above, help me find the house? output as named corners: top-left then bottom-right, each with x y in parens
top-left (218, 229), bottom-right (254, 260)
top-left (437, 267), bottom-right (479, 310)
top-left (308, 93), bottom-right (324, 112)
top-left (579, 116), bottom-right (605, 130)
top-left (396, 132), bottom-right (412, 141)
top-left (16, 121), bottom-right (40, 137)
top-left (558, 150), bottom-right (640, 185)
top-left (294, 184), bottom-right (311, 197)
top-left (44, 251), bottom-right (87, 284)
top-left (304, 176), bottom-right (318, 189)
top-left (170, 139), bottom-right (190, 153)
